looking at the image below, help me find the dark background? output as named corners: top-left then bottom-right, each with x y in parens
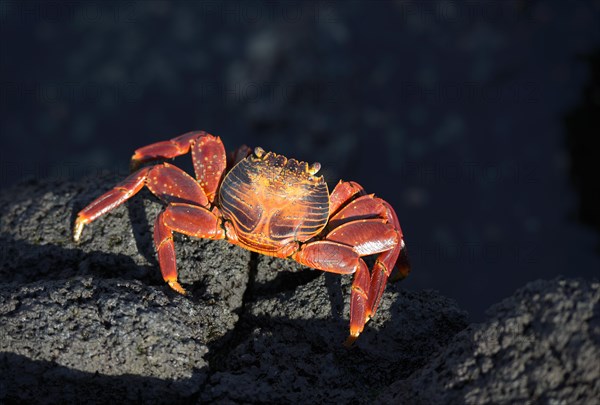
top-left (1, 0), bottom-right (599, 322)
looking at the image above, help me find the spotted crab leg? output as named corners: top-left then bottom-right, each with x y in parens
top-left (73, 163), bottom-right (217, 293)
top-left (154, 203), bottom-right (225, 294)
top-left (294, 216), bottom-right (399, 346)
top-left (328, 180), bottom-right (366, 217)
top-left (367, 201), bottom-right (410, 317)
top-left (73, 167), bottom-right (150, 242)
top-left (320, 180), bottom-right (409, 345)
top-left (292, 241), bottom-right (372, 344)
top-left (130, 131), bottom-right (227, 203)
top-left (74, 163), bottom-right (210, 241)
top-left (330, 196), bottom-right (409, 316)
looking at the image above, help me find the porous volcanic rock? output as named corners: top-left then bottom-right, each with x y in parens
top-left (376, 278), bottom-right (600, 404)
top-left (13, 176), bottom-right (597, 404)
top-left (0, 176), bottom-right (249, 403)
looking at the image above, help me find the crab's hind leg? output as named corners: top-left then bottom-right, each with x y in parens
top-left (292, 241), bottom-right (371, 346)
top-left (323, 218), bottom-right (400, 346)
top-left (366, 201), bottom-right (410, 320)
top-left (131, 131), bottom-right (227, 203)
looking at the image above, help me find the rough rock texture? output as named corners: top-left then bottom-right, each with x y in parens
top-left (0, 278), bottom-right (211, 403)
top-left (0, 176), bottom-right (250, 403)
top-left (201, 263), bottom-right (467, 404)
top-left (1, 176), bottom-right (598, 403)
top-left (377, 278), bottom-right (600, 404)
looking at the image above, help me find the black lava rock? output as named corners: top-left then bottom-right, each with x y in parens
top-left (1, 175), bottom-right (596, 403)
top-left (377, 278), bottom-right (600, 404)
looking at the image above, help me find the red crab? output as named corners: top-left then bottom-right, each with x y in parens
top-left (73, 131), bottom-right (409, 345)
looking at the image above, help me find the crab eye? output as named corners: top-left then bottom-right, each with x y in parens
top-left (254, 147), bottom-right (265, 158)
top-left (308, 162), bottom-right (321, 175)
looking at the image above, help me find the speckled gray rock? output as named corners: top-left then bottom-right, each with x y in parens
top-left (2, 176), bottom-right (597, 404)
top-left (0, 176), bottom-right (250, 312)
top-left (0, 277), bottom-right (210, 403)
top-left (377, 278), bottom-right (600, 404)
top-left (0, 176), bottom-right (249, 403)
top-left (200, 258), bottom-right (468, 404)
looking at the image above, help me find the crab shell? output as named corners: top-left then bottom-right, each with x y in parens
top-left (219, 150), bottom-right (329, 256)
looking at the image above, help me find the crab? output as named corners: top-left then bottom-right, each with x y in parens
top-left (73, 131), bottom-right (409, 345)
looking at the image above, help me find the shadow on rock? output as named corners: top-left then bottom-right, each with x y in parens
top-left (0, 237), bottom-right (159, 287)
top-left (203, 268), bottom-right (469, 404)
top-left (0, 352), bottom-right (202, 404)
top-left (377, 278), bottom-right (600, 404)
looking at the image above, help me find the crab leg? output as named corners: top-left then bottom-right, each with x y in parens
top-left (325, 188), bottom-right (410, 325)
top-left (292, 240), bottom-right (371, 345)
top-left (154, 203), bottom-right (225, 294)
top-left (367, 201), bottom-right (410, 316)
top-left (74, 167), bottom-right (150, 242)
top-left (323, 219), bottom-right (399, 344)
top-left (227, 144), bottom-right (253, 170)
top-left (328, 194), bottom-right (387, 229)
top-left (131, 131), bottom-right (206, 168)
top-left (329, 180), bottom-right (365, 216)
top-left (154, 211), bottom-right (182, 293)
top-left (74, 163), bottom-right (209, 242)
top-left (130, 131), bottom-right (227, 203)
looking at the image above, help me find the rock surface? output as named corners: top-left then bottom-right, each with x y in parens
top-left (1, 278), bottom-right (211, 403)
top-left (201, 267), bottom-right (467, 404)
top-left (1, 176), bottom-right (598, 403)
top-left (0, 175), bottom-right (250, 403)
top-left (377, 278), bottom-right (600, 404)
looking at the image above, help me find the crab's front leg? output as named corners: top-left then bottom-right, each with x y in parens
top-left (154, 203), bottom-right (225, 294)
top-left (73, 160), bottom-right (226, 294)
top-left (74, 167), bottom-right (151, 241)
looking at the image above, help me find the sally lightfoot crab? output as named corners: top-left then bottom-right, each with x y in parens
top-left (73, 131), bottom-right (410, 346)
